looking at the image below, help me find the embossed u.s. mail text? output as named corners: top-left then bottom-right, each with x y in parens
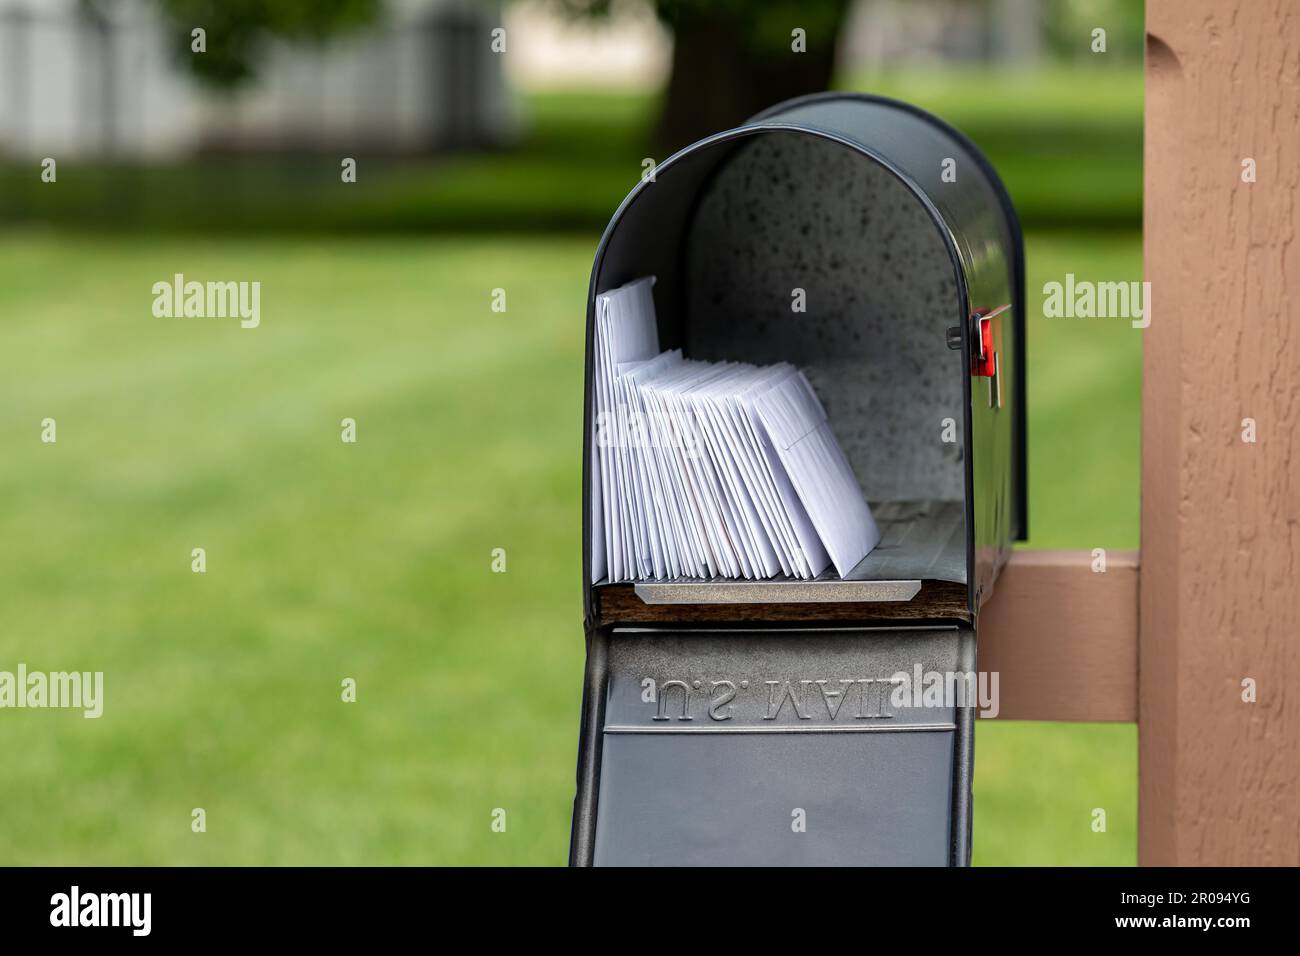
top-left (644, 676), bottom-right (905, 723)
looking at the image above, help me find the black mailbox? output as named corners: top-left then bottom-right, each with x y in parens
top-left (571, 93), bottom-right (1026, 866)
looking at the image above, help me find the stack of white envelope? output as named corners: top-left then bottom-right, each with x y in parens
top-left (590, 276), bottom-right (881, 584)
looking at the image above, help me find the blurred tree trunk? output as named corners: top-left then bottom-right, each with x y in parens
top-left (653, 1), bottom-right (851, 155)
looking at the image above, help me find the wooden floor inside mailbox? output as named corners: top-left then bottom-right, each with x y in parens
top-left (594, 500), bottom-right (971, 625)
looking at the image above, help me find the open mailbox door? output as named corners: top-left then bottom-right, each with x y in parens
top-left (571, 93), bottom-right (1026, 867)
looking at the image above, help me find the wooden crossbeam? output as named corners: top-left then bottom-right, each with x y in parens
top-left (978, 550), bottom-right (1137, 722)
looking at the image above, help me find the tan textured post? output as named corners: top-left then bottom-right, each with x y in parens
top-left (1142, 1), bottom-right (1300, 865)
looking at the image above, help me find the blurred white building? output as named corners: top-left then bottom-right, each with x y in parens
top-left (0, 0), bottom-right (516, 160)
top-left (503, 0), bottom-right (670, 92)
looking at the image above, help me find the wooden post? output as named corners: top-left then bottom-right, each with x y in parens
top-left (1142, 0), bottom-right (1300, 865)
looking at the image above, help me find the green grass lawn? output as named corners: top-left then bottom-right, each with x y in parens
top-left (0, 225), bottom-right (1139, 865)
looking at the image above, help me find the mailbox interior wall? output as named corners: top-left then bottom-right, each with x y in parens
top-left (685, 134), bottom-right (965, 504)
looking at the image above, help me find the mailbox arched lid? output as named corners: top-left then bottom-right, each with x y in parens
top-left (584, 93), bottom-right (1026, 616)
